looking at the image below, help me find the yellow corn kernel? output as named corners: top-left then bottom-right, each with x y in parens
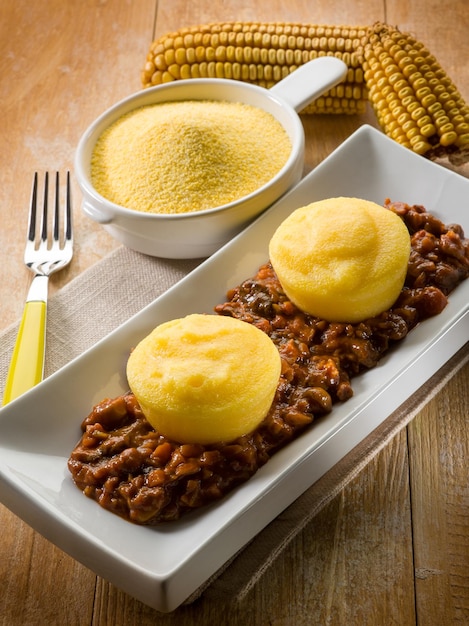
top-left (440, 131), bottom-right (458, 146)
top-left (456, 133), bottom-right (469, 147)
top-left (420, 123), bottom-right (437, 137)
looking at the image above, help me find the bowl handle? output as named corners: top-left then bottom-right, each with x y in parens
top-left (82, 200), bottom-right (114, 224)
top-left (270, 56), bottom-right (348, 113)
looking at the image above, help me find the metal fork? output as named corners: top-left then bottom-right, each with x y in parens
top-left (2, 171), bottom-right (73, 405)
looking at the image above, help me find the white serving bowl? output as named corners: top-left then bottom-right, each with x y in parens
top-left (74, 57), bottom-right (347, 259)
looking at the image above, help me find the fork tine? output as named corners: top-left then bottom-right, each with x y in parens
top-left (40, 171), bottom-right (49, 244)
top-left (53, 171), bottom-right (60, 242)
top-left (27, 172), bottom-right (39, 244)
top-left (65, 170), bottom-right (73, 243)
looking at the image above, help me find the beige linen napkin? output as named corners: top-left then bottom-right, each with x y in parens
top-left (1, 245), bottom-right (467, 603)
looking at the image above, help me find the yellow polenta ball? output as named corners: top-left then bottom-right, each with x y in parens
top-left (269, 197), bottom-right (411, 322)
top-left (126, 313), bottom-right (281, 444)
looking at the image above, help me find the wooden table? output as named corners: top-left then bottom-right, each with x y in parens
top-left (0, 1), bottom-right (468, 624)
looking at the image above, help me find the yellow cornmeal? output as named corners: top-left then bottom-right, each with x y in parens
top-left (91, 100), bottom-right (292, 214)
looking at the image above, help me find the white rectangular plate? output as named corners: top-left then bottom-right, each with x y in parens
top-left (0, 125), bottom-right (468, 612)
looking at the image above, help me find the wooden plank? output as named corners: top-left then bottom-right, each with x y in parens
top-left (152, 0), bottom-right (375, 40)
top-left (0, 510), bottom-right (97, 624)
top-left (409, 363), bottom-right (469, 624)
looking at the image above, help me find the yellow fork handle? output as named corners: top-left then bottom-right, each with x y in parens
top-left (2, 300), bottom-right (46, 405)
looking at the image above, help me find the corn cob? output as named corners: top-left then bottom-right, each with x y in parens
top-left (141, 22), bottom-right (368, 114)
top-left (362, 22), bottom-right (469, 164)
top-left (141, 21), bottom-right (469, 163)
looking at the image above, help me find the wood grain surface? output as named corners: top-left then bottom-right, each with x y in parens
top-left (0, 1), bottom-right (468, 624)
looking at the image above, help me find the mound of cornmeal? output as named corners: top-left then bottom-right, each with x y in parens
top-left (269, 197), bottom-right (411, 322)
top-left (91, 100), bottom-right (291, 214)
top-left (126, 313), bottom-right (281, 444)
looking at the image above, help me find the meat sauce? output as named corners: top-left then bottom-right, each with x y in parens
top-left (68, 201), bottom-right (469, 524)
